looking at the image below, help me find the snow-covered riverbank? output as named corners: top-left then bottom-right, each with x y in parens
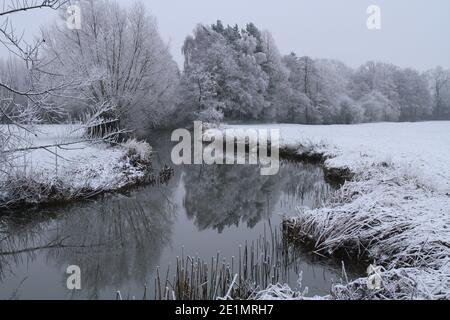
top-left (220, 122), bottom-right (450, 300)
top-left (0, 125), bottom-right (155, 209)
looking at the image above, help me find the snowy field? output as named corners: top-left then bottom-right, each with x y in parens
top-left (0, 125), bottom-right (151, 207)
top-left (224, 121), bottom-right (450, 193)
top-left (221, 122), bottom-right (450, 299)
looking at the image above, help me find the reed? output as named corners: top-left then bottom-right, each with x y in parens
top-left (153, 223), bottom-right (308, 300)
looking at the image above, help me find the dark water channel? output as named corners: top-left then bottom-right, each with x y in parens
top-left (0, 134), bottom-right (361, 299)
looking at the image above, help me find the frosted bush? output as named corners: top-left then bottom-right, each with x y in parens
top-left (123, 139), bottom-right (153, 162)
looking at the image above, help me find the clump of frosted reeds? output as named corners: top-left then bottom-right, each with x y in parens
top-left (154, 224), bottom-right (309, 300)
top-left (285, 164), bottom-right (450, 300)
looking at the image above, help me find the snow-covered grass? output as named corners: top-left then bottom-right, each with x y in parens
top-left (0, 125), bottom-right (154, 208)
top-left (221, 121), bottom-right (450, 300)
top-left (222, 122), bottom-right (450, 193)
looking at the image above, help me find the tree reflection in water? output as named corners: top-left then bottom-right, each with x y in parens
top-left (0, 185), bottom-right (176, 298)
top-left (182, 161), bottom-right (330, 232)
top-left (0, 138), bottom-right (335, 299)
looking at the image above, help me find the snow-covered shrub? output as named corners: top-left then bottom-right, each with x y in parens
top-left (122, 139), bottom-right (153, 163)
top-left (251, 273), bottom-right (312, 300)
top-left (0, 169), bottom-right (76, 208)
top-left (0, 129), bottom-right (157, 208)
top-left (332, 267), bottom-right (449, 300)
top-left (252, 283), bottom-right (305, 300)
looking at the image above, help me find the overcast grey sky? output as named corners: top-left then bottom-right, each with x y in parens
top-left (2, 0), bottom-right (450, 70)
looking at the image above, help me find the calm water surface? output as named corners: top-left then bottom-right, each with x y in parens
top-left (0, 136), bottom-right (359, 299)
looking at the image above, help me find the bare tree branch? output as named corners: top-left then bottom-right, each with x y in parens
top-left (0, 0), bottom-right (67, 17)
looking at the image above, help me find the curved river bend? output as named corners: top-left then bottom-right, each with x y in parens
top-left (0, 136), bottom-right (360, 299)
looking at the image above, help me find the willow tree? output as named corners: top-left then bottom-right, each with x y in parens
top-left (40, 0), bottom-right (179, 134)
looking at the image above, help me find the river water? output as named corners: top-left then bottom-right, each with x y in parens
top-left (0, 135), bottom-right (359, 299)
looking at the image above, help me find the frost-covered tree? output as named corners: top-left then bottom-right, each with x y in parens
top-left (359, 91), bottom-right (394, 122)
top-left (0, 0), bottom-right (72, 178)
top-left (349, 62), bottom-right (401, 122)
top-left (180, 25), bottom-right (238, 122)
top-left (40, 0), bottom-right (179, 134)
top-left (0, 57), bottom-right (29, 121)
top-left (350, 62), bottom-right (397, 100)
top-left (234, 30), bottom-right (269, 118)
top-left (180, 21), bottom-right (292, 123)
top-left (281, 55), bottom-right (357, 124)
top-left (338, 95), bottom-right (364, 124)
top-left (314, 59), bottom-right (355, 124)
top-left (180, 20), bottom-right (443, 125)
top-left (349, 62), bottom-right (432, 122)
top-left (259, 31), bottom-right (290, 119)
top-left (426, 67), bottom-right (450, 120)
top-left (281, 53), bottom-right (318, 123)
top-left (393, 68), bottom-right (432, 121)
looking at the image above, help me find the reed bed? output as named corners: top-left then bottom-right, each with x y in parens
top-left (152, 224), bottom-right (311, 300)
top-left (285, 165), bottom-right (450, 300)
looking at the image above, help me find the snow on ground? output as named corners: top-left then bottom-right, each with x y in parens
top-left (220, 121), bottom-right (450, 299)
top-left (0, 125), bottom-right (152, 207)
top-left (223, 121), bottom-right (450, 193)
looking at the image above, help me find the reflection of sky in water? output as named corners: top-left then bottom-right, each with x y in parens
top-left (0, 140), bottom-right (359, 300)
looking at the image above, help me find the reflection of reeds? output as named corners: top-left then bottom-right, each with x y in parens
top-left (153, 223), bottom-right (310, 300)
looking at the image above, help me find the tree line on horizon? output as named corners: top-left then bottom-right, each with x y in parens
top-left (178, 20), bottom-right (450, 126)
top-left (1, 0), bottom-right (450, 137)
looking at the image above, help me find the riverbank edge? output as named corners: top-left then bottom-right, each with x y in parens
top-left (258, 141), bottom-right (449, 300)
top-left (0, 140), bottom-right (173, 212)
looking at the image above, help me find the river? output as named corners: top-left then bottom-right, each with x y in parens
top-left (0, 134), bottom-right (360, 299)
